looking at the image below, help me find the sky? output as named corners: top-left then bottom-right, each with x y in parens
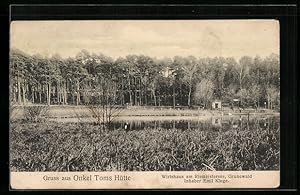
top-left (10, 20), bottom-right (279, 60)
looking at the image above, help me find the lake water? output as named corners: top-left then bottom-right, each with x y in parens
top-left (109, 116), bottom-right (279, 131)
top-left (48, 115), bottom-right (280, 131)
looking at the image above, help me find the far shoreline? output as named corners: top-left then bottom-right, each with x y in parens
top-left (11, 104), bottom-right (279, 120)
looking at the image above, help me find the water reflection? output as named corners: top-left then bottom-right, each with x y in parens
top-left (108, 116), bottom-right (279, 131)
top-left (48, 115), bottom-right (279, 131)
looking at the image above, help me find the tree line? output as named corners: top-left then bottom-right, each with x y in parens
top-left (10, 48), bottom-right (280, 110)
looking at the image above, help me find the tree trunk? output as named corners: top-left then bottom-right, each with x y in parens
top-left (64, 81), bottom-right (68, 104)
top-left (34, 88), bottom-right (37, 103)
top-left (165, 94), bottom-right (167, 106)
top-left (47, 83), bottom-right (51, 106)
top-left (22, 83), bottom-right (26, 105)
top-left (45, 85), bottom-right (48, 105)
top-left (134, 90), bottom-right (137, 106)
top-left (39, 84), bottom-right (42, 103)
top-left (188, 85), bottom-right (192, 107)
top-left (31, 86), bottom-right (35, 103)
top-left (121, 79), bottom-right (124, 106)
top-left (140, 75), bottom-right (142, 106)
top-left (76, 80), bottom-right (80, 106)
top-left (57, 81), bottom-right (60, 104)
top-left (60, 83), bottom-right (63, 104)
top-left (173, 85), bottom-right (176, 109)
top-left (134, 77), bottom-right (137, 106)
top-left (128, 77), bottom-right (132, 106)
top-left (158, 95), bottom-right (161, 106)
top-left (239, 72), bottom-right (243, 90)
top-left (180, 82), bottom-right (182, 105)
top-left (144, 90), bottom-right (148, 106)
top-left (12, 85), bottom-right (16, 103)
top-left (152, 89), bottom-right (157, 106)
top-left (17, 77), bottom-right (21, 104)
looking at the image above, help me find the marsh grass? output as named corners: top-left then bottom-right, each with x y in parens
top-left (10, 118), bottom-right (279, 172)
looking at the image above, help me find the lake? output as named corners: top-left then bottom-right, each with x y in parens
top-left (48, 115), bottom-right (279, 131)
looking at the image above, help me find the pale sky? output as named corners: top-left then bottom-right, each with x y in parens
top-left (10, 20), bottom-right (279, 60)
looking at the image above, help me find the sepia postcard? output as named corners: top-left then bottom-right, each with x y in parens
top-left (9, 20), bottom-right (280, 189)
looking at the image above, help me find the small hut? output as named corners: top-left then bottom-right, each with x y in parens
top-left (212, 100), bottom-right (222, 110)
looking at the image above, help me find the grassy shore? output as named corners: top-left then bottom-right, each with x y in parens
top-left (11, 105), bottom-right (279, 120)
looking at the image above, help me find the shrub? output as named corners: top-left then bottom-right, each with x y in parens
top-left (23, 106), bottom-right (49, 122)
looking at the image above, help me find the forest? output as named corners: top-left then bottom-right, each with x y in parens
top-left (10, 48), bottom-right (280, 110)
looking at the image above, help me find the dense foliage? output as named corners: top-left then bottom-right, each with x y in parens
top-left (10, 49), bottom-right (280, 109)
top-left (10, 118), bottom-right (279, 171)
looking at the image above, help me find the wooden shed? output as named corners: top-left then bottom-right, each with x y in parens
top-left (212, 100), bottom-right (222, 109)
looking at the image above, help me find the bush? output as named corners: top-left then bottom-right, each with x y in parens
top-left (23, 106), bottom-right (49, 122)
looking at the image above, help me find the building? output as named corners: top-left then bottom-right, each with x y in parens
top-left (212, 100), bottom-right (222, 110)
